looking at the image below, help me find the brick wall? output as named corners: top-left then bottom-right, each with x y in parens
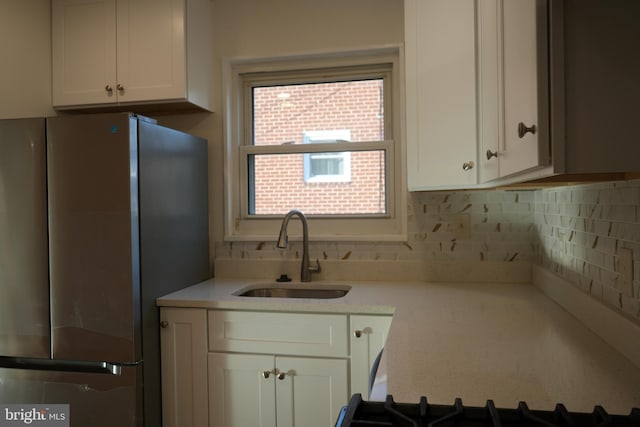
top-left (252, 79), bottom-right (386, 214)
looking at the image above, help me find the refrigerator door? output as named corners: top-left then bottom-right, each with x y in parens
top-left (46, 113), bottom-right (141, 363)
top-left (0, 364), bottom-right (143, 427)
top-left (0, 118), bottom-right (50, 359)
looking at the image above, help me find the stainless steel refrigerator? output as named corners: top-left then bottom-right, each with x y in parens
top-left (0, 113), bottom-right (210, 426)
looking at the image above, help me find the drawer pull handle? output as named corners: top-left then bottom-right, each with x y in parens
top-left (486, 149), bottom-right (498, 160)
top-left (517, 122), bottom-right (536, 138)
top-left (462, 161), bottom-right (475, 171)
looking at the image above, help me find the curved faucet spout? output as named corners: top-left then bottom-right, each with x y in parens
top-left (277, 209), bottom-right (320, 282)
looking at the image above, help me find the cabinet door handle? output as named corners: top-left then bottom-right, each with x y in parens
top-left (262, 370), bottom-right (272, 379)
top-left (462, 161), bottom-right (475, 171)
top-left (159, 320), bottom-right (168, 328)
top-left (105, 85), bottom-right (113, 93)
top-left (486, 150), bottom-right (498, 160)
top-left (517, 122), bottom-right (536, 138)
top-left (117, 84), bottom-right (124, 92)
top-left (277, 372), bottom-right (286, 380)
top-left (354, 330), bottom-right (362, 338)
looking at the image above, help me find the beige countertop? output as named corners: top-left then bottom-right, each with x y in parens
top-left (157, 275), bottom-right (640, 413)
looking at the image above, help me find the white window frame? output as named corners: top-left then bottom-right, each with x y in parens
top-left (222, 47), bottom-right (407, 241)
top-left (303, 130), bottom-right (352, 183)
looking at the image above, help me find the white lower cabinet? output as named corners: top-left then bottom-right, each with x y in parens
top-left (350, 315), bottom-right (392, 399)
top-left (207, 310), bottom-right (392, 426)
top-left (161, 308), bottom-right (392, 427)
top-left (159, 308), bottom-right (208, 427)
top-left (208, 353), bottom-right (348, 427)
top-left (207, 310), bottom-right (349, 427)
top-left (208, 353), bottom-right (275, 427)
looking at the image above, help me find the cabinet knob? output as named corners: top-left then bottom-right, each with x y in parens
top-left (517, 122), bottom-right (536, 138)
top-left (117, 84), bottom-right (124, 92)
top-left (486, 149), bottom-right (498, 160)
top-left (262, 370), bottom-right (271, 379)
top-left (462, 161), bottom-right (475, 171)
top-left (353, 330), bottom-right (362, 338)
top-left (105, 85), bottom-right (113, 93)
top-left (277, 372), bottom-right (286, 380)
top-left (159, 320), bottom-right (168, 328)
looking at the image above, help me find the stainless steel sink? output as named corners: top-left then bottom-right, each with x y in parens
top-left (234, 283), bottom-right (350, 299)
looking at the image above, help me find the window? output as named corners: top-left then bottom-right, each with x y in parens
top-left (224, 48), bottom-right (406, 240)
top-left (303, 130), bottom-right (352, 183)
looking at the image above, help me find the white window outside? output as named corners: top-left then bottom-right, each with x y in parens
top-left (303, 130), bottom-right (351, 183)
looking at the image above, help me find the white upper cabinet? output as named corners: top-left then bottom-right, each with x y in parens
top-left (480, 0), bottom-right (640, 183)
top-left (501, 0), bottom-right (549, 176)
top-left (478, 0), bottom-right (550, 183)
top-left (404, 0), bottom-right (478, 191)
top-left (52, 0), bottom-right (117, 107)
top-left (410, 0), bottom-right (640, 190)
top-left (52, 0), bottom-right (213, 111)
top-left (406, 0), bottom-right (551, 190)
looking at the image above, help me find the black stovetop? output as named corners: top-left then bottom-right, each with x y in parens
top-left (336, 394), bottom-right (640, 427)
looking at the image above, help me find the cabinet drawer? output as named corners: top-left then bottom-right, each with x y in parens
top-left (208, 310), bottom-right (348, 357)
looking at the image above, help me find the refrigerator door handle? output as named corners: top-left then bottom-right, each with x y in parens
top-left (0, 356), bottom-right (131, 375)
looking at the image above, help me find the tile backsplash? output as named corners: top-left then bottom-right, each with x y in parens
top-left (217, 189), bottom-right (536, 262)
top-left (535, 180), bottom-right (640, 320)
top-left (215, 179), bottom-right (640, 321)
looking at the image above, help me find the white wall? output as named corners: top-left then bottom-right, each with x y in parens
top-left (158, 0), bottom-right (405, 259)
top-left (0, 0), bottom-right (54, 118)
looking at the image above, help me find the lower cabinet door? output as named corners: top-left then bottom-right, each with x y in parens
top-left (275, 356), bottom-right (348, 427)
top-left (208, 353), bottom-right (276, 427)
top-left (350, 315), bottom-right (392, 399)
top-left (160, 308), bottom-right (208, 427)
top-left (209, 353), bottom-right (348, 427)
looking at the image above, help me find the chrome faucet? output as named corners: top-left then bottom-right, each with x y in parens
top-left (277, 209), bottom-right (321, 282)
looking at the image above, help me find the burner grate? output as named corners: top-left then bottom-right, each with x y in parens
top-left (336, 394), bottom-right (640, 427)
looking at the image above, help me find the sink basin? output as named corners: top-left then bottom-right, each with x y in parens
top-left (234, 283), bottom-right (350, 299)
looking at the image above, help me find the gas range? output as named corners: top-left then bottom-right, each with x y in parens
top-left (336, 394), bottom-right (640, 427)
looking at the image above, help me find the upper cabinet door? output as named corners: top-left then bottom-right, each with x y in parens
top-left (405, 0), bottom-right (478, 191)
top-left (116, 0), bottom-right (186, 103)
top-left (478, 0), bottom-right (550, 181)
top-left (477, 0), bottom-right (502, 183)
top-left (500, 0), bottom-right (550, 177)
top-left (52, 0), bottom-right (118, 106)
